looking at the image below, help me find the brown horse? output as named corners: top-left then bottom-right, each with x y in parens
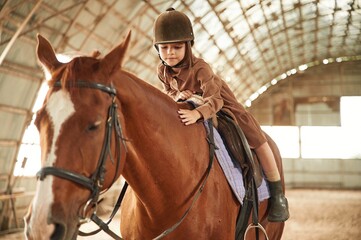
top-left (24, 32), bottom-right (285, 240)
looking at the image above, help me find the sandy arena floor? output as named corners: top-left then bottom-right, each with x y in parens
top-left (1, 189), bottom-right (360, 239)
top-left (282, 189), bottom-right (361, 240)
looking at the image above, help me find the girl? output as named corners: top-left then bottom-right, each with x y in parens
top-left (153, 8), bottom-right (289, 222)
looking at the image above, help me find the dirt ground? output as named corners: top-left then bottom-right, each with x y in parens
top-left (282, 189), bottom-right (361, 240)
top-left (1, 189), bottom-right (360, 239)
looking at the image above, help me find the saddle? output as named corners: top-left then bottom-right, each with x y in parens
top-left (183, 98), bottom-right (263, 188)
top-left (216, 110), bottom-right (265, 239)
top-left (215, 109), bottom-right (263, 188)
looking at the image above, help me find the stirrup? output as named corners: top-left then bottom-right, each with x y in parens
top-left (244, 223), bottom-right (269, 240)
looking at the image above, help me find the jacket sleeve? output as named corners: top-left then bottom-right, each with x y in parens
top-left (157, 65), bottom-right (179, 100)
top-left (194, 63), bottom-right (224, 120)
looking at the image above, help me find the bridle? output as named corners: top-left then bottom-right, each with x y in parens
top-left (36, 80), bottom-right (126, 227)
top-left (36, 80), bottom-right (217, 240)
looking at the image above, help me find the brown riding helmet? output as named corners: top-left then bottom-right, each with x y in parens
top-left (153, 8), bottom-right (194, 46)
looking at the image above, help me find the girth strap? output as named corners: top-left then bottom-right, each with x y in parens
top-left (235, 178), bottom-right (261, 240)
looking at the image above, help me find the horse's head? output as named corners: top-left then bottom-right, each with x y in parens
top-left (24, 32), bottom-right (131, 240)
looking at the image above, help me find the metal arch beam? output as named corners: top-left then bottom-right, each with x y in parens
top-left (0, 0), bottom-right (43, 65)
top-left (180, 2), bottom-right (238, 77)
top-left (258, 1), bottom-right (285, 75)
top-left (75, 0), bottom-right (119, 51)
top-left (341, 0), bottom-right (356, 47)
top-left (109, 1), bottom-right (161, 74)
top-left (0, 0), bottom-right (26, 20)
top-left (326, 1), bottom-right (337, 57)
top-left (39, 2), bottom-right (114, 51)
top-left (0, 0), bottom-right (88, 48)
top-left (0, 139), bottom-right (20, 148)
top-left (207, 1), bottom-right (257, 94)
top-left (314, 1), bottom-right (320, 61)
top-left (0, 61), bottom-right (42, 82)
top-left (0, 0), bottom-right (11, 19)
top-left (238, 1), bottom-right (273, 84)
top-left (0, 22), bottom-right (35, 46)
top-left (42, 1), bottom-right (89, 51)
top-left (295, 2), bottom-right (307, 63)
top-left (0, 103), bottom-right (30, 116)
top-left (110, 2), bottom-right (152, 42)
top-left (280, 1), bottom-right (296, 68)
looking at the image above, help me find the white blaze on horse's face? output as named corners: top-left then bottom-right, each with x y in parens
top-left (45, 90), bottom-right (75, 166)
top-left (28, 89), bottom-right (75, 239)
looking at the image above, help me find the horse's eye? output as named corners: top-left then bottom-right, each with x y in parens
top-left (87, 120), bottom-right (101, 132)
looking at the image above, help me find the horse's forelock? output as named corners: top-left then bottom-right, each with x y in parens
top-left (60, 62), bottom-right (76, 89)
top-left (46, 64), bottom-right (66, 88)
top-left (47, 58), bottom-right (86, 90)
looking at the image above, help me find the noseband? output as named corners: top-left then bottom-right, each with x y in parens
top-left (36, 80), bottom-right (126, 220)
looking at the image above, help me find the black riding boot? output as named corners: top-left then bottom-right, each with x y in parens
top-left (268, 180), bottom-right (289, 222)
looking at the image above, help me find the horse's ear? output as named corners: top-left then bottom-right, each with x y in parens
top-left (36, 34), bottom-right (61, 73)
top-left (101, 31), bottom-right (131, 75)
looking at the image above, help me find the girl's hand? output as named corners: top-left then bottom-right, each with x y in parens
top-left (178, 109), bottom-right (201, 125)
top-left (178, 90), bottom-right (194, 101)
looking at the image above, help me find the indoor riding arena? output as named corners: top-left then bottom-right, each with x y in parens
top-left (1, 0), bottom-right (360, 239)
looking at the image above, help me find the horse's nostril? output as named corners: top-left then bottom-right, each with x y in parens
top-left (50, 222), bottom-right (65, 240)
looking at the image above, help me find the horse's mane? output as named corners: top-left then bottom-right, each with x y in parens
top-left (116, 69), bottom-right (190, 111)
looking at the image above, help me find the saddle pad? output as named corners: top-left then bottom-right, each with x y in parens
top-left (205, 122), bottom-right (270, 204)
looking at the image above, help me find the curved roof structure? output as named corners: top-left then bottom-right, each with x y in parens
top-left (0, 0), bottom-right (361, 229)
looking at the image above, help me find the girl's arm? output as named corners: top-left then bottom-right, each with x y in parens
top-left (194, 64), bottom-right (223, 120)
top-left (161, 80), bottom-right (179, 100)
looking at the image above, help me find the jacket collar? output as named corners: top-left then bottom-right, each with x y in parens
top-left (166, 54), bottom-right (197, 81)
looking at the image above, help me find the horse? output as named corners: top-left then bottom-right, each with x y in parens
top-left (24, 32), bottom-right (285, 240)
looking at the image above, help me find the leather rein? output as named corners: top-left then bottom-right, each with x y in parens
top-left (36, 80), bottom-right (216, 240)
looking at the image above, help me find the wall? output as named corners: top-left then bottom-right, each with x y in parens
top-left (284, 158), bottom-right (361, 189)
top-left (250, 60), bottom-right (361, 126)
top-left (248, 60), bottom-right (361, 189)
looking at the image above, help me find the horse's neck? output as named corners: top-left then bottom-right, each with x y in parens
top-left (114, 70), bottom-right (208, 211)
top-left (115, 70), bottom-right (179, 140)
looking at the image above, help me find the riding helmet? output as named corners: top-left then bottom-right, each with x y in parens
top-left (153, 8), bottom-right (194, 46)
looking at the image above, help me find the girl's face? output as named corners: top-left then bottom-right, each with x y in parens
top-left (158, 42), bottom-right (186, 67)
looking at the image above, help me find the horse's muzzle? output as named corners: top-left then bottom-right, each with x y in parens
top-left (24, 214), bottom-right (72, 240)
